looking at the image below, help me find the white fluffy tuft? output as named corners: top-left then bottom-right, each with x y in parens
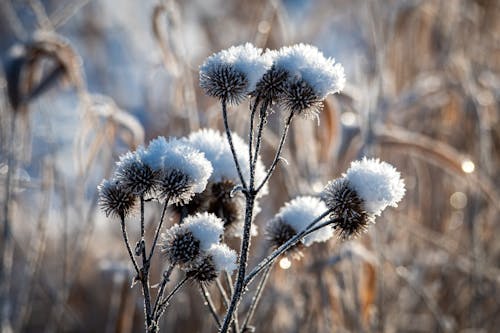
top-left (345, 157), bottom-right (406, 216)
top-left (274, 196), bottom-right (333, 246)
top-left (184, 212), bottom-right (224, 251)
top-left (207, 243), bottom-right (237, 273)
top-left (274, 43), bottom-right (345, 98)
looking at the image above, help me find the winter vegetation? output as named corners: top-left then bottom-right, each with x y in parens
top-left (0, 1), bottom-right (499, 332)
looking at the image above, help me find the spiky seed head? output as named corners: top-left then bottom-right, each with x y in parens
top-left (321, 178), bottom-right (373, 240)
top-left (187, 255), bottom-right (218, 283)
top-left (158, 169), bottom-right (192, 204)
top-left (187, 243), bottom-right (237, 283)
top-left (282, 78), bottom-right (323, 118)
top-left (209, 180), bottom-right (245, 231)
top-left (161, 228), bottom-right (201, 267)
top-left (114, 151), bottom-right (160, 196)
top-left (254, 65), bottom-right (289, 102)
top-left (200, 64), bottom-right (248, 104)
top-left (266, 217), bottom-right (298, 250)
top-left (98, 179), bottom-right (137, 218)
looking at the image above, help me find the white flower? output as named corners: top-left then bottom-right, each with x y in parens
top-left (206, 243), bottom-right (237, 274)
top-left (199, 43), bottom-right (272, 103)
top-left (183, 212), bottom-right (224, 251)
top-left (274, 44), bottom-right (345, 99)
top-left (344, 157), bottom-right (406, 216)
top-left (270, 196), bottom-right (332, 247)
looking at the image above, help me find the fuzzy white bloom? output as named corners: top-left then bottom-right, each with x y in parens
top-left (274, 196), bottom-right (333, 246)
top-left (138, 137), bottom-right (168, 171)
top-left (200, 43), bottom-right (272, 101)
top-left (206, 243), bottom-right (237, 273)
top-left (184, 129), bottom-right (268, 195)
top-left (345, 157), bottom-right (406, 216)
top-left (274, 43), bottom-right (345, 99)
top-left (184, 212), bottom-right (224, 251)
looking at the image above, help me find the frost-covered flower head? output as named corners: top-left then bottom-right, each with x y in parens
top-left (138, 137), bottom-right (213, 204)
top-left (161, 212), bottom-right (224, 267)
top-left (113, 150), bottom-right (160, 196)
top-left (187, 243), bottom-right (237, 283)
top-left (321, 158), bottom-right (405, 239)
top-left (266, 196), bottom-right (332, 252)
top-left (179, 129), bottom-right (265, 236)
top-left (199, 43), bottom-right (272, 104)
top-left (184, 128), bottom-right (268, 195)
top-left (98, 179), bottom-right (137, 218)
top-left (272, 44), bottom-right (345, 117)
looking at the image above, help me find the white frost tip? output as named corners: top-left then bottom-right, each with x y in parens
top-left (184, 212), bottom-right (224, 251)
top-left (274, 196), bottom-right (333, 246)
top-left (345, 157), bottom-right (406, 216)
top-left (207, 243), bottom-right (237, 273)
top-left (274, 43), bottom-right (346, 99)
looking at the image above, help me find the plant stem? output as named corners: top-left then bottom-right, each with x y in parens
top-left (119, 214), bottom-right (141, 276)
top-left (147, 197), bottom-right (170, 263)
top-left (155, 276), bottom-right (190, 322)
top-left (139, 195), bottom-right (153, 332)
top-left (200, 283), bottom-right (222, 329)
top-left (244, 213), bottom-right (337, 288)
top-left (256, 110), bottom-right (294, 193)
top-left (251, 99), bottom-right (269, 176)
top-left (240, 264), bottom-right (272, 332)
top-left (219, 195), bottom-right (255, 333)
top-left (152, 265), bottom-right (175, 319)
top-left (221, 99), bottom-right (248, 191)
top-left (248, 96), bottom-right (260, 173)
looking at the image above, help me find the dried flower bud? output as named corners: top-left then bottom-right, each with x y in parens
top-left (161, 228), bottom-right (201, 266)
top-left (98, 179), bottom-right (137, 218)
top-left (187, 244), bottom-right (237, 283)
top-left (114, 151), bottom-right (160, 196)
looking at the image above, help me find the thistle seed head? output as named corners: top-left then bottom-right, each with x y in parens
top-left (98, 179), bottom-right (137, 218)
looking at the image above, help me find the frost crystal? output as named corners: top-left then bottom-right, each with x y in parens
top-left (207, 243), bottom-right (237, 273)
top-left (268, 196), bottom-right (332, 247)
top-left (274, 44), bottom-right (345, 99)
top-left (345, 158), bottom-right (406, 216)
top-left (200, 43), bottom-right (272, 103)
top-left (183, 212), bottom-right (224, 251)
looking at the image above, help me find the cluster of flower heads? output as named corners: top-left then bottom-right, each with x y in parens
top-left (200, 42), bottom-right (345, 118)
top-left (176, 128), bottom-right (266, 237)
top-left (161, 212), bottom-right (237, 283)
top-left (98, 137), bottom-right (213, 218)
top-left (266, 158), bottom-right (405, 255)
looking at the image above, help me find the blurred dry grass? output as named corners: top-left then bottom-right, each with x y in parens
top-left (0, 0), bottom-right (499, 332)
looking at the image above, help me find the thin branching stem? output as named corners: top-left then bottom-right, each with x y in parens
top-left (244, 213), bottom-right (337, 288)
top-left (200, 283), bottom-right (222, 329)
top-left (251, 99), bottom-right (269, 175)
top-left (139, 195), bottom-right (153, 331)
top-left (256, 110), bottom-right (294, 193)
top-left (147, 196), bottom-right (170, 263)
top-left (155, 275), bottom-right (190, 322)
top-left (221, 99), bottom-right (248, 191)
top-left (241, 264), bottom-right (272, 332)
top-left (216, 278), bottom-right (230, 307)
top-left (152, 265), bottom-right (175, 319)
top-left (119, 214), bottom-right (141, 277)
top-left (248, 95), bottom-right (260, 174)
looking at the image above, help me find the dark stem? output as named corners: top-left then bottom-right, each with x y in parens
top-left (155, 276), bottom-right (190, 322)
top-left (255, 110), bottom-right (294, 193)
top-left (152, 265), bottom-right (175, 319)
top-left (221, 99), bottom-right (248, 190)
top-left (216, 277), bottom-right (240, 333)
top-left (139, 195), bottom-right (153, 332)
top-left (241, 264), bottom-right (272, 332)
top-left (200, 283), bottom-right (222, 329)
top-left (244, 213), bottom-right (337, 288)
top-left (119, 214), bottom-right (141, 277)
top-left (147, 197), bottom-right (170, 263)
top-left (251, 99), bottom-right (269, 173)
top-left (219, 196), bottom-right (255, 333)
top-left (248, 96), bottom-right (260, 182)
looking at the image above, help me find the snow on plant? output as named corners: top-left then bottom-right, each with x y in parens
top-left (98, 42), bottom-right (405, 333)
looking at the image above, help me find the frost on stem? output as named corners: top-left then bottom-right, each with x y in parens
top-left (321, 158), bottom-right (406, 239)
top-left (266, 196), bottom-right (333, 255)
top-left (187, 243), bottom-right (237, 284)
top-left (199, 43), bottom-right (272, 104)
top-left (98, 179), bottom-right (137, 218)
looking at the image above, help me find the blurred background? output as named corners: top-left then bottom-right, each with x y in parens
top-left (0, 0), bottom-right (499, 332)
